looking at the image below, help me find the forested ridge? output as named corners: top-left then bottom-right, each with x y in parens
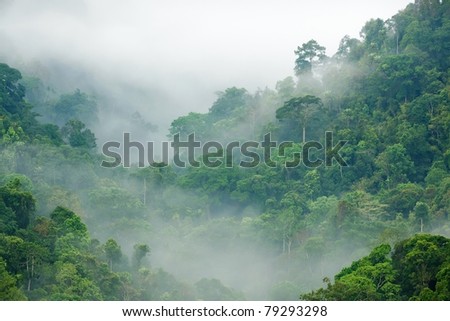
top-left (0, 0), bottom-right (449, 300)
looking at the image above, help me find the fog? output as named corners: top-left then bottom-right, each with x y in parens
top-left (0, 0), bottom-right (411, 144)
top-left (0, 0), bottom-right (416, 300)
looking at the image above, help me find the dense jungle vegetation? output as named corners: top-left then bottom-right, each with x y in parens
top-left (0, 0), bottom-right (449, 300)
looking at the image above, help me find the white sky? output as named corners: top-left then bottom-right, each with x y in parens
top-left (0, 0), bottom-right (413, 133)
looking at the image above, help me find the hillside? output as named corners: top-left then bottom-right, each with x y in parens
top-left (0, 0), bottom-right (449, 300)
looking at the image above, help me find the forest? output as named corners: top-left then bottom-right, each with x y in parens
top-left (0, 0), bottom-right (449, 300)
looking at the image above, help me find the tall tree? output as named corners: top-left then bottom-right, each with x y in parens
top-left (294, 40), bottom-right (326, 75)
top-left (0, 178), bottom-right (35, 229)
top-left (104, 239), bottom-right (122, 272)
top-left (61, 119), bottom-right (96, 149)
top-left (276, 95), bottom-right (322, 142)
top-left (0, 258), bottom-right (26, 300)
top-left (209, 87), bottom-right (250, 122)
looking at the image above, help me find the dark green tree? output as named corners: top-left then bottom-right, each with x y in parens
top-left (0, 178), bottom-right (35, 229)
top-left (294, 40), bottom-right (326, 75)
top-left (0, 258), bottom-right (26, 300)
top-left (276, 95), bottom-right (322, 142)
top-left (209, 87), bottom-right (250, 122)
top-left (132, 244), bottom-right (150, 269)
top-left (61, 119), bottom-right (96, 149)
top-left (52, 89), bottom-right (98, 126)
top-left (103, 239), bottom-right (122, 272)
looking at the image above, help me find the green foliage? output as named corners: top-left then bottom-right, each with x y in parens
top-left (0, 199), bottom-right (18, 234)
top-left (50, 206), bottom-right (88, 239)
top-left (0, 63), bottom-right (65, 145)
top-left (51, 89), bottom-right (98, 127)
top-left (294, 40), bottom-right (327, 75)
top-left (380, 183), bottom-right (424, 218)
top-left (209, 87), bottom-right (250, 122)
top-left (0, 63), bottom-right (26, 115)
top-left (137, 268), bottom-right (194, 300)
top-left (375, 144), bottom-right (414, 189)
top-left (302, 235), bottom-right (450, 301)
top-left (335, 35), bottom-right (363, 61)
top-left (392, 234), bottom-right (450, 300)
top-left (275, 95), bottom-right (322, 142)
top-left (0, 178), bottom-right (36, 229)
top-left (132, 244), bottom-right (150, 269)
top-left (51, 261), bottom-right (103, 300)
top-left (61, 119), bottom-right (96, 149)
top-left (0, 258), bottom-right (27, 300)
top-left (360, 18), bottom-right (387, 53)
top-left (0, 0), bottom-right (449, 301)
top-left (88, 183), bottom-right (144, 218)
top-left (169, 112), bottom-right (209, 139)
top-left (103, 239), bottom-right (122, 271)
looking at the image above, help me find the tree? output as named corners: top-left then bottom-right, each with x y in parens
top-left (275, 77), bottom-right (296, 103)
top-left (209, 87), bottom-right (250, 122)
top-left (132, 244), bottom-right (150, 269)
top-left (335, 35), bottom-right (363, 61)
top-left (52, 261), bottom-right (103, 300)
top-left (0, 63), bottom-right (26, 115)
top-left (22, 242), bottom-right (49, 292)
top-left (0, 258), bottom-right (26, 300)
top-left (360, 18), bottom-right (387, 53)
top-left (103, 239), bottom-right (122, 272)
top-left (301, 235), bottom-right (450, 301)
top-left (169, 112), bottom-right (209, 140)
top-left (52, 89), bottom-right (98, 127)
top-left (0, 198), bottom-right (18, 234)
top-left (396, 122), bottom-right (433, 181)
top-left (435, 264), bottom-right (450, 300)
top-left (301, 244), bottom-right (399, 300)
top-left (304, 236), bottom-right (326, 275)
top-left (50, 206), bottom-right (88, 239)
top-left (303, 169), bottom-right (321, 200)
top-left (277, 191), bottom-right (307, 255)
top-left (276, 95), bottom-right (322, 142)
top-left (375, 144), bottom-right (414, 189)
top-left (137, 268), bottom-right (193, 300)
top-left (392, 234), bottom-right (450, 299)
top-left (0, 178), bottom-right (36, 229)
top-left (413, 202), bottom-right (430, 232)
top-left (380, 183), bottom-right (423, 218)
top-left (61, 119), bottom-right (96, 149)
top-left (372, 54), bottom-right (426, 104)
top-left (88, 184), bottom-right (144, 218)
top-left (294, 40), bottom-right (327, 75)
